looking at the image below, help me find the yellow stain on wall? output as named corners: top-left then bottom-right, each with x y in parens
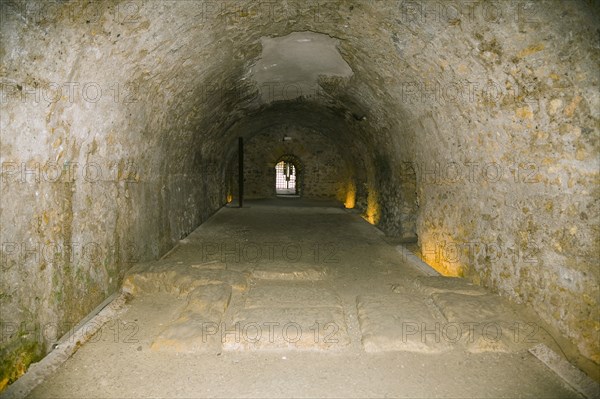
top-left (420, 238), bottom-right (464, 277)
top-left (517, 43), bottom-right (545, 58)
top-left (344, 181), bottom-right (356, 209)
top-left (515, 105), bottom-right (533, 119)
top-left (423, 256), bottom-right (463, 277)
top-left (564, 95), bottom-right (582, 117)
top-left (362, 189), bottom-right (380, 225)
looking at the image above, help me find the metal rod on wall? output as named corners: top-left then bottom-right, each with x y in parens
top-left (238, 137), bottom-right (243, 208)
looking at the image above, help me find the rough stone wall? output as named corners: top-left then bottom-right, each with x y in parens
top-left (0, 0), bottom-right (228, 385)
top-left (228, 126), bottom-right (350, 200)
top-left (0, 0), bottom-right (598, 386)
top-left (390, 1), bottom-right (600, 363)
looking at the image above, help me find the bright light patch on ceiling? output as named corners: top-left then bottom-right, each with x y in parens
top-left (252, 31), bottom-right (353, 103)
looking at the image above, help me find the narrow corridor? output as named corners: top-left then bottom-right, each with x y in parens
top-left (2, 2), bottom-right (599, 396)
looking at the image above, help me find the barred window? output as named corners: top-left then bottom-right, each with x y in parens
top-left (275, 161), bottom-right (296, 195)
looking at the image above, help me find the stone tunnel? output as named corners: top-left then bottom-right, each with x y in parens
top-left (0, 1), bottom-right (599, 397)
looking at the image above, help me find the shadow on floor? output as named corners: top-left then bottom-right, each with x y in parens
top-left (227, 197), bottom-right (345, 208)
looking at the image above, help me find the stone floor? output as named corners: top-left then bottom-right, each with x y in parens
top-left (26, 199), bottom-right (591, 398)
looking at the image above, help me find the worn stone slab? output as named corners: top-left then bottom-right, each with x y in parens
top-left (244, 282), bottom-right (342, 309)
top-left (150, 317), bottom-right (222, 353)
top-left (433, 292), bottom-right (523, 321)
top-left (184, 284), bottom-right (232, 315)
top-left (251, 264), bottom-right (327, 280)
top-left (190, 260), bottom-right (227, 270)
top-left (410, 276), bottom-right (488, 296)
top-left (168, 269), bottom-right (248, 295)
top-left (432, 292), bottom-right (551, 353)
top-left (151, 284), bottom-right (231, 353)
top-left (389, 280), bottom-right (414, 294)
top-left (222, 307), bottom-right (350, 351)
top-left (356, 294), bottom-right (453, 353)
top-left (122, 264), bottom-right (248, 297)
